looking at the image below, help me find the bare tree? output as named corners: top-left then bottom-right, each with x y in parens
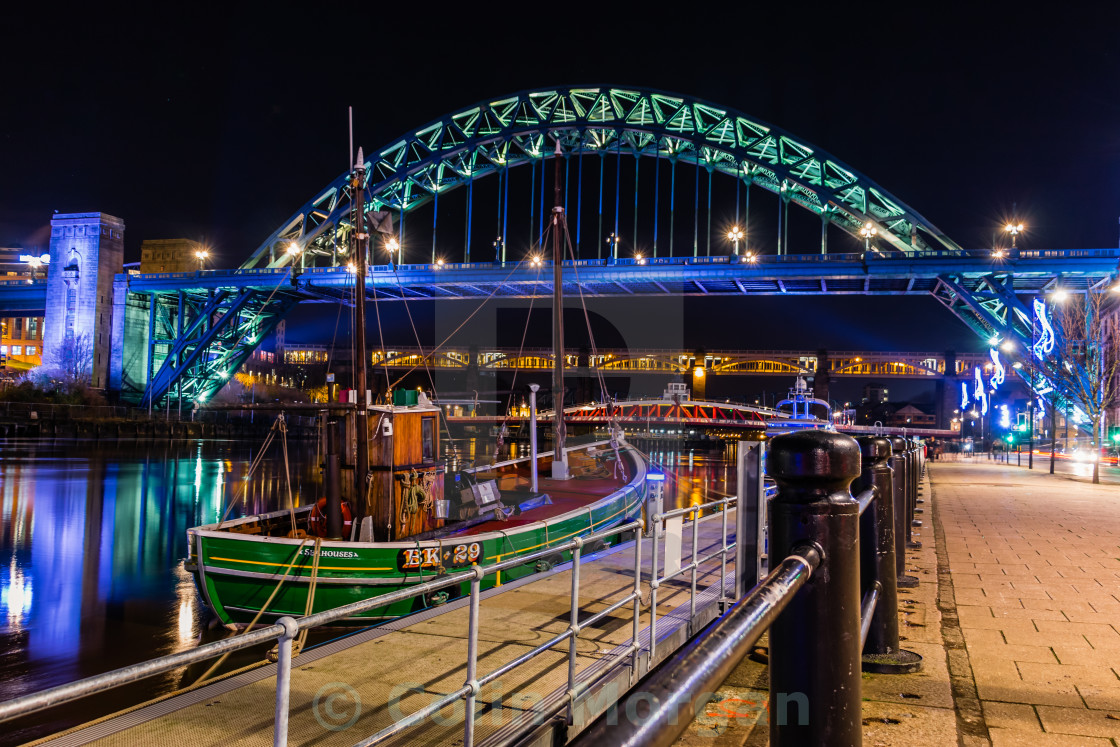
top-left (1033, 290), bottom-right (1120, 483)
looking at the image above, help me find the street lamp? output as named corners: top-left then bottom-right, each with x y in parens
top-left (195, 249), bottom-right (209, 271)
top-left (1004, 222), bottom-right (1024, 248)
top-left (26, 256), bottom-right (42, 282)
top-left (529, 254), bottom-right (543, 268)
top-left (859, 222), bottom-right (877, 253)
top-left (606, 233), bottom-right (620, 262)
top-left (493, 235), bottom-right (505, 264)
top-left (385, 237), bottom-right (400, 269)
top-left (727, 226), bottom-right (744, 256)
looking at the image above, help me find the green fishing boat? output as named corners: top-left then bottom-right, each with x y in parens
top-left (186, 139), bottom-right (648, 629)
top-left (187, 427), bottom-right (646, 627)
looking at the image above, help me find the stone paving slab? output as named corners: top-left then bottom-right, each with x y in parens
top-left (933, 462), bottom-right (1120, 746)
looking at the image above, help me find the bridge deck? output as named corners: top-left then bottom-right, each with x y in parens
top-left (37, 514), bottom-right (735, 747)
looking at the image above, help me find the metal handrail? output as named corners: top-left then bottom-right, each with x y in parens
top-left (0, 514), bottom-right (645, 747)
top-left (574, 545), bottom-right (822, 747)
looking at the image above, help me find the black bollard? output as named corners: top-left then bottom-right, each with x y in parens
top-left (916, 439), bottom-right (926, 505)
top-left (768, 430), bottom-right (863, 747)
top-left (904, 441), bottom-right (922, 539)
top-left (888, 437), bottom-right (920, 587)
top-left (907, 440), bottom-right (923, 526)
top-left (854, 437), bottom-right (923, 674)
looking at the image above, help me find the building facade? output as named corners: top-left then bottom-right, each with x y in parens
top-left (139, 238), bottom-right (205, 273)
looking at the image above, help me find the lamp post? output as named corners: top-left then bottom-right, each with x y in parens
top-left (860, 222), bottom-right (877, 254)
top-left (385, 237), bottom-right (400, 269)
top-left (493, 235), bottom-right (505, 264)
top-left (1005, 222), bottom-right (1024, 248)
top-left (285, 243), bottom-right (301, 283)
top-left (606, 233), bottom-right (620, 264)
top-left (727, 226), bottom-right (744, 256)
top-left (195, 249), bottom-right (209, 271)
top-left (26, 256), bottom-right (42, 282)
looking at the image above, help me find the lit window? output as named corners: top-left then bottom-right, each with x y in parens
top-left (12, 346), bottom-right (21, 355)
top-left (0, 346), bottom-right (6, 354)
top-left (26, 346), bottom-right (35, 355)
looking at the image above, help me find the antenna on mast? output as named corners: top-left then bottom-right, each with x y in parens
top-left (349, 106), bottom-right (354, 171)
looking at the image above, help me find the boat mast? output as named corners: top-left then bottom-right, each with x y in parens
top-left (551, 138), bottom-right (569, 479)
top-left (352, 149), bottom-right (371, 508)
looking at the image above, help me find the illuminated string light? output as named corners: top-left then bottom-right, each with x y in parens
top-left (989, 348), bottom-right (1005, 387)
top-left (1032, 298), bottom-right (1054, 359)
top-left (974, 367), bottom-right (989, 415)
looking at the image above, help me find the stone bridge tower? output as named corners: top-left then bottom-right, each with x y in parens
top-left (44, 213), bottom-right (125, 388)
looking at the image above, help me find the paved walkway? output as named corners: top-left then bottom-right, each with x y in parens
top-left (935, 461), bottom-right (1120, 746)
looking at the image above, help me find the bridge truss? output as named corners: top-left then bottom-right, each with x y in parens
top-left (52, 85), bottom-right (1113, 408)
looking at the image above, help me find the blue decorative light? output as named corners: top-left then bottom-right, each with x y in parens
top-left (999, 404), bottom-right (1010, 429)
top-left (1033, 298), bottom-right (1055, 359)
top-left (989, 348), bottom-right (1005, 387)
top-left (961, 382), bottom-right (969, 410)
top-left (973, 367), bottom-right (989, 415)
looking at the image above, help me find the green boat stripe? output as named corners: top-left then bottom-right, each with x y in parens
top-left (202, 567), bottom-right (413, 585)
top-left (206, 556), bottom-right (393, 572)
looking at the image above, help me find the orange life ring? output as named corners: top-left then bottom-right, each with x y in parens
top-left (308, 497), bottom-right (354, 538)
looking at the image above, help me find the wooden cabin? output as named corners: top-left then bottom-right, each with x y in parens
top-left (366, 404), bottom-right (446, 541)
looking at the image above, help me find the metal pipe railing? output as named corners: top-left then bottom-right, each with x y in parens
top-left (0, 512), bottom-right (645, 747)
top-left (574, 545), bottom-right (821, 747)
top-left (587, 430), bottom-right (926, 747)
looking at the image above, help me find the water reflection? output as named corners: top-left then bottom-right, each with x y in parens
top-left (0, 439), bottom-right (319, 745)
top-left (646, 446), bottom-right (734, 514)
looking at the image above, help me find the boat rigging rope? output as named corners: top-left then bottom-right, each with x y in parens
top-left (385, 256), bottom-right (534, 460)
top-left (190, 537), bottom-right (311, 687)
top-left (384, 256), bottom-right (530, 393)
top-left (295, 537), bottom-right (323, 654)
top-left (562, 225), bottom-right (628, 479)
top-left (399, 469), bottom-right (434, 525)
top-left (214, 416), bottom-right (282, 530)
top-left (279, 414), bottom-right (300, 537)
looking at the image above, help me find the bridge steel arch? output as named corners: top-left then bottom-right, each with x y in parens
top-left (243, 86), bottom-right (962, 272)
top-left (119, 86), bottom-right (1120, 411)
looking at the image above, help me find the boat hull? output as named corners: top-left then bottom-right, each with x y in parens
top-left (189, 447), bottom-right (646, 627)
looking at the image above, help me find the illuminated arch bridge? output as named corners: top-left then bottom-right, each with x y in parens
top-left (102, 86), bottom-right (1120, 410)
top-left (276, 345), bottom-right (988, 379)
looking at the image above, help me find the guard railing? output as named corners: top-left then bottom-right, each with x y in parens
top-left (576, 431), bottom-right (925, 747)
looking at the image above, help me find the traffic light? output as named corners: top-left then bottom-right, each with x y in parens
top-left (1005, 433), bottom-right (1015, 444)
top-left (1109, 426), bottom-right (1120, 443)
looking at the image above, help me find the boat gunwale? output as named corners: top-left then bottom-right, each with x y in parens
top-left (189, 443), bottom-right (646, 553)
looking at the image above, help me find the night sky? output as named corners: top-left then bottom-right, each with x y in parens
top-left (4, 4), bottom-right (1119, 359)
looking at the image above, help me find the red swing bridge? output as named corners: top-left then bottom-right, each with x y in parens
top-left (443, 397), bottom-right (957, 437)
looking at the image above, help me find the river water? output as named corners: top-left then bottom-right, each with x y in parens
top-left (0, 437), bottom-right (732, 745)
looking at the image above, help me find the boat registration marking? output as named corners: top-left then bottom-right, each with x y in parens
top-left (399, 542), bottom-right (481, 571)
